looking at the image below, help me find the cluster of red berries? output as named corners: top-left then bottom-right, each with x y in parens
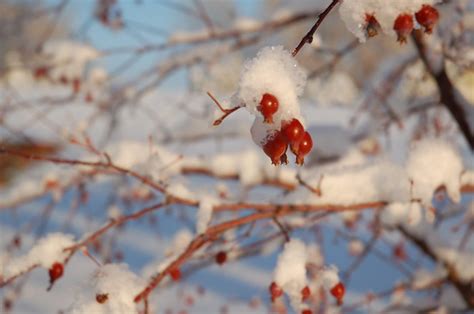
top-left (258, 93), bottom-right (313, 166)
top-left (269, 281), bottom-right (345, 311)
top-left (395, 5), bottom-right (439, 43)
top-left (364, 4), bottom-right (439, 43)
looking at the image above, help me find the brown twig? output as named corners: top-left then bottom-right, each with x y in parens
top-left (292, 0), bottom-right (341, 57)
top-left (207, 91), bottom-right (241, 126)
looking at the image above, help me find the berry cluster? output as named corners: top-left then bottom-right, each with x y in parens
top-left (362, 4), bottom-right (439, 44)
top-left (394, 4), bottom-right (439, 43)
top-left (258, 94), bottom-right (313, 166)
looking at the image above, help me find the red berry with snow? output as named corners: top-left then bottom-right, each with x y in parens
top-left (281, 119), bottom-right (304, 144)
top-left (393, 14), bottom-right (414, 44)
top-left (258, 93), bottom-right (279, 123)
top-left (215, 251), bottom-right (227, 265)
top-left (292, 131), bottom-right (313, 165)
top-left (330, 282), bottom-right (345, 304)
top-left (169, 267), bottom-right (181, 281)
top-left (301, 310), bottom-right (312, 314)
top-left (365, 14), bottom-right (380, 38)
top-left (263, 132), bottom-right (288, 166)
top-left (415, 5), bottom-right (439, 34)
top-left (301, 286), bottom-right (311, 301)
top-left (48, 262), bottom-right (64, 284)
top-left (269, 282), bottom-right (283, 299)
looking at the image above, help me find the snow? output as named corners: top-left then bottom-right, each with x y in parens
top-left (66, 264), bottom-right (145, 314)
top-left (239, 46), bottom-right (307, 132)
top-left (407, 139), bottom-right (464, 206)
top-left (320, 265), bottom-right (340, 290)
top-left (273, 238), bottom-right (308, 311)
top-left (2, 233), bottom-right (75, 279)
top-left (348, 240), bottom-right (364, 256)
top-left (307, 71), bottom-right (359, 107)
top-left (196, 195), bottom-right (218, 234)
top-left (381, 202), bottom-right (423, 229)
top-left (338, 0), bottom-right (441, 42)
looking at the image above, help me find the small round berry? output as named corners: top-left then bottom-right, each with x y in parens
top-left (281, 119), bottom-right (304, 144)
top-left (269, 282), bottom-right (283, 299)
top-left (393, 14), bottom-right (414, 44)
top-left (169, 267), bottom-right (181, 281)
top-left (258, 93), bottom-right (279, 123)
top-left (301, 286), bottom-right (311, 301)
top-left (292, 131), bottom-right (313, 165)
top-left (96, 293), bottom-right (108, 304)
top-left (263, 132), bottom-right (288, 166)
top-left (330, 282), bottom-right (345, 304)
top-left (301, 309), bottom-right (313, 314)
top-left (415, 5), bottom-right (439, 34)
top-left (393, 242), bottom-right (407, 261)
top-left (215, 251), bottom-right (227, 265)
top-left (365, 14), bottom-right (380, 38)
top-left (48, 262), bottom-right (64, 284)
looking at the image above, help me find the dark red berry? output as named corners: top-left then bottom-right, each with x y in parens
top-left (415, 5), bottom-right (439, 34)
top-left (393, 242), bottom-right (407, 261)
top-left (263, 132), bottom-right (288, 166)
top-left (48, 262), bottom-right (64, 284)
top-left (169, 267), bottom-right (181, 281)
top-left (215, 251), bottom-right (227, 265)
top-left (365, 14), bottom-right (380, 38)
top-left (301, 286), bottom-right (311, 301)
top-left (96, 293), bottom-right (108, 304)
top-left (72, 78), bottom-right (81, 94)
top-left (281, 119), bottom-right (304, 144)
top-left (330, 282), bottom-right (345, 304)
top-left (301, 310), bottom-right (313, 314)
top-left (292, 131), bottom-right (313, 165)
top-left (258, 93), bottom-right (279, 123)
top-left (269, 282), bottom-right (283, 299)
top-left (393, 14), bottom-right (414, 44)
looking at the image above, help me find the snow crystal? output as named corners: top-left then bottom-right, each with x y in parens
top-left (67, 264), bottom-right (145, 314)
top-left (273, 239), bottom-right (308, 311)
top-left (41, 40), bottom-right (99, 81)
top-left (348, 240), bottom-right (364, 256)
top-left (2, 233), bottom-right (74, 279)
top-left (320, 265), bottom-right (340, 290)
top-left (407, 139), bottom-right (463, 206)
top-left (196, 195), bottom-right (218, 234)
top-left (381, 202), bottom-right (423, 229)
top-left (339, 0), bottom-right (441, 42)
top-left (239, 46), bottom-right (306, 128)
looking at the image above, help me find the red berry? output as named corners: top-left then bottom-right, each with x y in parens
top-left (33, 67), bottom-right (49, 80)
top-left (301, 286), bottom-right (311, 301)
top-left (365, 14), bottom-right (380, 38)
top-left (96, 293), bottom-right (108, 304)
top-left (301, 310), bottom-right (313, 314)
top-left (215, 251), bottom-right (227, 265)
top-left (330, 282), bottom-right (345, 303)
top-left (258, 93), bottom-right (279, 123)
top-left (48, 262), bottom-right (64, 284)
top-left (393, 14), bottom-right (414, 44)
top-left (415, 5), bottom-right (439, 34)
top-left (59, 75), bottom-right (69, 85)
top-left (169, 267), bottom-right (181, 281)
top-left (263, 132), bottom-right (288, 166)
top-left (269, 282), bottom-right (283, 299)
top-left (281, 119), bottom-right (304, 144)
top-left (393, 242), bottom-right (407, 261)
top-left (291, 131), bottom-right (313, 165)
top-left (72, 78), bottom-right (81, 94)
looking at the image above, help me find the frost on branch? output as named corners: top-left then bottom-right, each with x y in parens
top-left (407, 139), bottom-right (463, 206)
top-left (339, 0), bottom-right (441, 42)
top-left (273, 239), bottom-right (308, 311)
top-left (67, 264), bottom-right (145, 314)
top-left (1, 233), bottom-right (74, 281)
top-left (196, 195), bottom-right (218, 234)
